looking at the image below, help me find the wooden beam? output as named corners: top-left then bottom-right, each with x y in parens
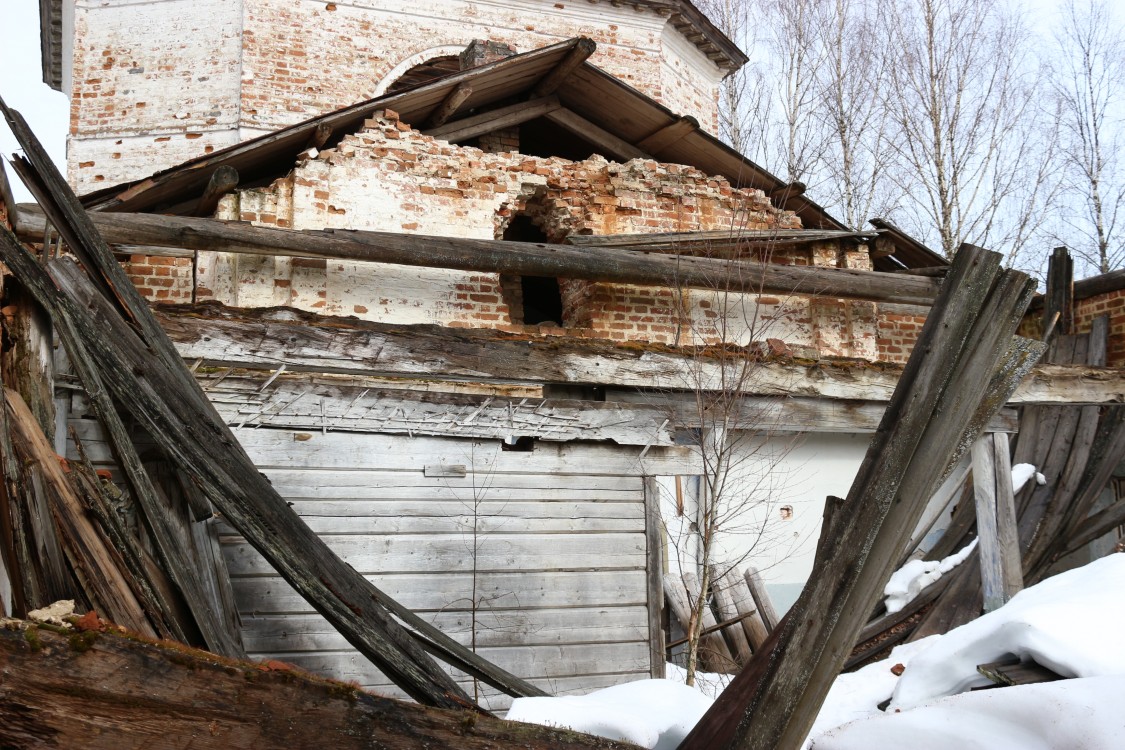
top-left (425, 96), bottom-right (560, 141)
top-left (0, 623), bottom-right (628, 749)
top-left (636, 116), bottom-right (699, 154)
top-left (680, 244), bottom-right (1038, 750)
top-left (0, 108), bottom-right (543, 707)
top-left (1044, 246), bottom-right (1074, 337)
top-left (14, 206), bottom-right (945, 306)
top-left (544, 107), bottom-right (651, 162)
top-left (155, 306), bottom-right (1125, 405)
top-left (768, 181), bottom-right (806, 201)
top-left (424, 82), bottom-right (473, 128)
top-left (972, 432), bottom-right (1022, 611)
top-left (194, 165), bottom-right (239, 217)
top-left (531, 37), bottom-right (596, 96)
top-left (306, 121), bottom-right (333, 150)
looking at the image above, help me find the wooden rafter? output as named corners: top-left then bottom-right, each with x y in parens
top-left (544, 107), bottom-right (651, 162)
top-left (636, 115), bottom-right (699, 154)
top-left (424, 82), bottom-right (473, 129)
top-left (425, 95), bottom-right (561, 142)
top-left (531, 37), bottom-right (596, 97)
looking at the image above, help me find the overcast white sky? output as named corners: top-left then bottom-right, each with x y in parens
top-left (1, 2), bottom-right (69, 202)
top-left (0, 0), bottom-right (1069, 205)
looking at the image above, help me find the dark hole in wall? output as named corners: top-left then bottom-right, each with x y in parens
top-left (501, 216), bottom-right (564, 325)
top-left (518, 118), bottom-right (599, 161)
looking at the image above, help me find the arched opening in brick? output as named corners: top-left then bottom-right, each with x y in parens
top-left (499, 215), bottom-right (564, 326)
top-left (384, 55), bottom-right (460, 94)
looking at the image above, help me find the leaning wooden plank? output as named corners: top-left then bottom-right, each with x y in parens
top-left (709, 566), bottom-right (752, 665)
top-left (2, 102), bottom-right (208, 419)
top-left (972, 433), bottom-right (1022, 612)
top-left (157, 305), bottom-right (1125, 405)
top-left (679, 245), bottom-right (1037, 750)
top-left (682, 571), bottom-right (736, 673)
top-left (742, 567), bottom-right (779, 633)
top-left (0, 621), bottom-right (636, 750)
top-left (1, 109), bottom-right (545, 705)
top-left (0, 229), bottom-right (478, 709)
top-left (21, 252), bottom-right (236, 651)
top-left (13, 205), bottom-right (944, 307)
top-left (723, 569), bottom-right (768, 652)
top-left (4, 389), bottom-right (153, 634)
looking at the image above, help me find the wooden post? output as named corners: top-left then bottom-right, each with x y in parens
top-left (679, 244), bottom-right (1040, 750)
top-left (972, 433), bottom-right (1023, 611)
top-left (723, 569), bottom-right (768, 651)
top-left (682, 571), bottom-right (736, 673)
top-left (709, 566), bottom-right (752, 664)
top-left (743, 567), bottom-right (779, 633)
top-left (1044, 247), bottom-right (1074, 338)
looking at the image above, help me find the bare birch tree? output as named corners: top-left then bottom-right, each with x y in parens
top-left (817, 0), bottom-right (900, 228)
top-left (1051, 0), bottom-right (1125, 274)
top-left (653, 235), bottom-right (811, 686)
top-left (879, 0), bottom-right (1057, 261)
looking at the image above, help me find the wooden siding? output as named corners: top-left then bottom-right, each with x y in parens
top-left (225, 429), bottom-right (657, 711)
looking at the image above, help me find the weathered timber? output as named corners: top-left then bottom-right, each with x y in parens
top-left (532, 37), bottom-right (596, 96)
top-left (4, 389), bottom-right (153, 634)
top-left (636, 115), bottom-right (699, 154)
top-left (0, 228), bottom-right (482, 708)
top-left (1, 110), bottom-right (545, 706)
top-left (195, 166), bottom-right (239, 217)
top-left (725, 569), bottom-right (768, 651)
top-left (15, 204), bottom-right (946, 306)
top-left (644, 477), bottom-right (665, 678)
top-left (198, 372), bottom-right (677, 446)
top-left (425, 95), bottom-right (561, 141)
top-left (544, 107), bottom-right (651, 161)
top-left (742, 567), bottom-right (780, 634)
top-left (153, 304), bottom-right (1123, 405)
top-left (901, 454), bottom-right (971, 566)
top-left (1044, 246), bottom-right (1074, 336)
top-left (709, 566), bottom-right (753, 664)
top-left (608, 388), bottom-right (1017, 434)
top-left (977, 657), bottom-right (1063, 687)
top-left (1023, 325), bottom-right (1107, 577)
top-left (424, 82), bottom-right (473, 128)
top-left (972, 433), bottom-right (1022, 611)
top-left (1050, 405), bottom-right (1125, 561)
top-left (0, 622), bottom-right (637, 750)
top-left (679, 244), bottom-right (1037, 750)
top-left (682, 571), bottom-right (736, 673)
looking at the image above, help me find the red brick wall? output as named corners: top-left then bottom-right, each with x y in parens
top-left (876, 308), bottom-right (928, 364)
top-left (122, 254), bottom-right (194, 303)
top-left (1075, 287), bottom-right (1125, 367)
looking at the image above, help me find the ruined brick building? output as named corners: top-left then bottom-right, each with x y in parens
top-left (30, 0), bottom-right (1124, 709)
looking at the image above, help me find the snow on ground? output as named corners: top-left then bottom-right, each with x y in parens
top-left (882, 539), bottom-right (977, 614)
top-left (889, 552), bottom-right (1125, 708)
top-left (881, 463), bottom-right (1044, 616)
top-left (506, 677), bottom-right (713, 749)
top-left (812, 675), bottom-right (1125, 749)
top-left (507, 554), bottom-right (1125, 749)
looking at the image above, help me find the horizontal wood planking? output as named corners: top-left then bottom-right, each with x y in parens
top-left (218, 501), bottom-right (644, 535)
top-left (240, 607), bottom-right (650, 653)
top-left (222, 532), bottom-right (647, 576)
top-left (233, 427), bottom-right (700, 475)
top-left (272, 641), bottom-right (652, 693)
top-left (160, 308), bottom-right (1125, 406)
top-left (232, 570), bottom-right (648, 614)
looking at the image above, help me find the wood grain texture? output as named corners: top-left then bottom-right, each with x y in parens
top-left (0, 623), bottom-right (639, 750)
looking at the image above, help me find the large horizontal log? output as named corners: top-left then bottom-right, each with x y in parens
top-left (0, 621), bottom-right (636, 750)
top-left (157, 305), bottom-right (1125, 405)
top-left (14, 205), bottom-right (943, 306)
